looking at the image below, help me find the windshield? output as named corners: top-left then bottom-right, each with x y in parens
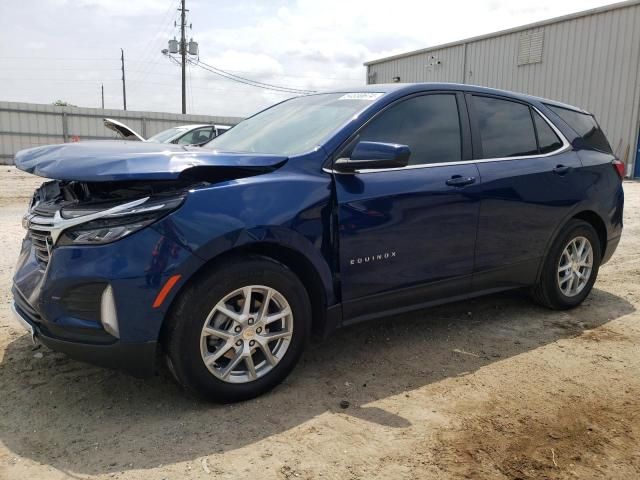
top-left (206, 92), bottom-right (383, 156)
top-left (147, 126), bottom-right (191, 143)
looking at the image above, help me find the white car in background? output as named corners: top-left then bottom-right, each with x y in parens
top-left (103, 118), bottom-right (231, 146)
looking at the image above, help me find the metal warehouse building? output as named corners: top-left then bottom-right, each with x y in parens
top-left (365, 0), bottom-right (640, 177)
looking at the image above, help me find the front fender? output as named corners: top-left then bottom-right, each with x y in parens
top-left (151, 170), bottom-right (336, 306)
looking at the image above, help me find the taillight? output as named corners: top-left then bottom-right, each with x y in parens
top-left (612, 159), bottom-right (625, 179)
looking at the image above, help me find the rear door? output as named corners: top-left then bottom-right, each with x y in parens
top-left (334, 92), bottom-right (482, 322)
top-left (468, 94), bottom-right (582, 289)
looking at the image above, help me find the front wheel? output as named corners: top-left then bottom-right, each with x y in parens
top-left (164, 256), bottom-right (311, 403)
top-left (531, 219), bottom-right (601, 310)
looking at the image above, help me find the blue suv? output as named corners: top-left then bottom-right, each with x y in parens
top-left (12, 83), bottom-right (624, 402)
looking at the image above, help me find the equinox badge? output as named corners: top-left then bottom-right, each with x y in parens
top-left (349, 251), bottom-right (397, 265)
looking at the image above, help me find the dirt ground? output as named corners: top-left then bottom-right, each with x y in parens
top-left (0, 167), bottom-right (638, 479)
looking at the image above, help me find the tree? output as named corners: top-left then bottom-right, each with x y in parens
top-left (52, 100), bottom-right (76, 107)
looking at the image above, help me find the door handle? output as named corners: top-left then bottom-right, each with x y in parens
top-left (552, 164), bottom-right (571, 175)
top-left (446, 175), bottom-right (476, 187)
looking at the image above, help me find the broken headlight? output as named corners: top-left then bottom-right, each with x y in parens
top-left (58, 195), bottom-right (185, 245)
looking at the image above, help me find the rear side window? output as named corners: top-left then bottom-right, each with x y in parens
top-left (472, 96), bottom-right (538, 158)
top-left (533, 111), bottom-right (563, 153)
top-left (547, 105), bottom-right (612, 153)
top-left (358, 94), bottom-right (462, 165)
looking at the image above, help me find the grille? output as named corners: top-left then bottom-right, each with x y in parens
top-left (28, 205), bottom-right (56, 266)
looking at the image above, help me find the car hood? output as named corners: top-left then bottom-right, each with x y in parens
top-left (14, 141), bottom-right (288, 182)
top-left (103, 118), bottom-right (146, 141)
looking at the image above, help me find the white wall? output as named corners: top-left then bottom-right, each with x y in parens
top-left (0, 101), bottom-right (243, 164)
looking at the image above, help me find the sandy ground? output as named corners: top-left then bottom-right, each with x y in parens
top-left (0, 167), bottom-right (638, 479)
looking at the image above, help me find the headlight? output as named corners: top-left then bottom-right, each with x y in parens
top-left (57, 195), bottom-right (185, 245)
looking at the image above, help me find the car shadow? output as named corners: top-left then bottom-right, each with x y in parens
top-left (0, 288), bottom-right (634, 475)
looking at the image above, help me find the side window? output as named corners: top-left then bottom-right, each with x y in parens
top-left (533, 111), bottom-right (563, 153)
top-left (547, 105), bottom-right (612, 153)
top-left (178, 127), bottom-right (213, 145)
top-left (358, 94), bottom-right (462, 165)
top-left (472, 96), bottom-right (538, 158)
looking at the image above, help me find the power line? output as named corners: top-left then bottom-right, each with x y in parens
top-left (0, 79), bottom-right (230, 92)
top-left (129, 0), bottom-right (181, 85)
top-left (189, 58), bottom-right (317, 94)
top-left (0, 77), bottom-right (122, 83)
top-left (133, 0), bottom-right (180, 65)
top-left (0, 56), bottom-right (165, 63)
top-left (1, 63), bottom-right (361, 82)
top-left (0, 71), bottom-right (320, 93)
top-left (194, 59), bottom-right (316, 93)
top-left (4, 66), bottom-right (121, 71)
top-left (1, 55), bottom-right (363, 82)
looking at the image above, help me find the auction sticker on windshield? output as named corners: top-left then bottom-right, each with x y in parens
top-left (338, 93), bottom-right (384, 100)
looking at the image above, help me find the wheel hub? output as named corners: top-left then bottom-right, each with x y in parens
top-left (241, 326), bottom-right (256, 340)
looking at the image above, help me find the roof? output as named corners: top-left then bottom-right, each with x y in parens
top-left (364, 0), bottom-right (640, 66)
top-left (323, 82), bottom-right (590, 113)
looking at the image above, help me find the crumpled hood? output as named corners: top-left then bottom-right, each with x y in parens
top-left (14, 141), bottom-right (288, 182)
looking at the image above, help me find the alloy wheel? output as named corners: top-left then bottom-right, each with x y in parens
top-left (199, 285), bottom-right (293, 383)
top-left (557, 236), bottom-right (593, 297)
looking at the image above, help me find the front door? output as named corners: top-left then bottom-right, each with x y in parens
top-left (334, 92), bottom-right (481, 322)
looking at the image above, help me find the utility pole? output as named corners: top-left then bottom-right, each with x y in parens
top-left (164, 2), bottom-right (197, 113)
top-left (121, 48), bottom-right (127, 111)
top-left (180, 0), bottom-right (187, 114)
top-left (101, 84), bottom-right (104, 109)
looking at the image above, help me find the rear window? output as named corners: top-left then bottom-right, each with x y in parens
top-left (547, 105), bottom-right (612, 153)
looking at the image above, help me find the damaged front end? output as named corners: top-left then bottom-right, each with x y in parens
top-left (16, 141), bottom-right (289, 262)
top-left (24, 179), bottom-right (190, 264)
top-left (11, 176), bottom-right (199, 376)
top-left (11, 141), bottom-right (289, 377)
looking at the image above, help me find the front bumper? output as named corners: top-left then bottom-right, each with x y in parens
top-left (12, 219), bottom-right (202, 378)
top-left (10, 301), bottom-right (36, 344)
top-left (12, 300), bottom-right (157, 377)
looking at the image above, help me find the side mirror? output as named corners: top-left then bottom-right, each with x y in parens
top-left (334, 141), bottom-right (410, 173)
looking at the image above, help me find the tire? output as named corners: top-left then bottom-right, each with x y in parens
top-left (531, 219), bottom-right (601, 310)
top-left (164, 255), bottom-right (311, 403)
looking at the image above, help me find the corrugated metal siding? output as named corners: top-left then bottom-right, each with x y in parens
top-left (367, 2), bottom-right (640, 175)
top-left (0, 101), bottom-right (243, 164)
top-left (370, 44), bottom-right (466, 84)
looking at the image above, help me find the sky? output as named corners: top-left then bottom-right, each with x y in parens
top-left (0, 0), bottom-right (620, 118)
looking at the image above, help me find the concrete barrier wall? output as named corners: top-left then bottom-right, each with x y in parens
top-left (0, 101), bottom-right (243, 164)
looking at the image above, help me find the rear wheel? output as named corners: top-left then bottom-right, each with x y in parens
top-left (165, 256), bottom-right (311, 402)
top-left (532, 219), bottom-right (601, 310)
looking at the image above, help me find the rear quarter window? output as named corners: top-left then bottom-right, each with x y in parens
top-left (547, 105), bottom-right (612, 153)
top-left (532, 111), bottom-right (563, 154)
